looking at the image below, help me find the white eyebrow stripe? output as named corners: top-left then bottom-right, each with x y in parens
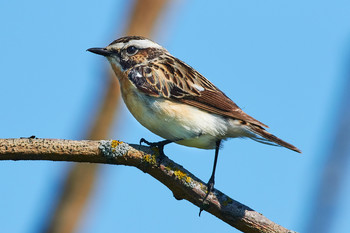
top-left (108, 42), bottom-right (125, 49)
top-left (108, 39), bottom-right (164, 50)
top-left (129, 39), bottom-right (163, 49)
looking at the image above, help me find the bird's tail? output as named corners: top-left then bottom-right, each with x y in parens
top-left (249, 125), bottom-right (301, 153)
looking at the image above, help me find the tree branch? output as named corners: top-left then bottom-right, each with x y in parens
top-left (0, 138), bottom-right (296, 233)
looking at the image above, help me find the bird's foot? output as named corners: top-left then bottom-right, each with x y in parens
top-left (140, 138), bottom-right (172, 161)
top-left (199, 176), bottom-right (215, 216)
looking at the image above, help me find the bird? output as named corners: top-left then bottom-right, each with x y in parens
top-left (87, 36), bottom-right (301, 212)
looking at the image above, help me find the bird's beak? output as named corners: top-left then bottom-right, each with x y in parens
top-left (87, 47), bottom-right (112, 57)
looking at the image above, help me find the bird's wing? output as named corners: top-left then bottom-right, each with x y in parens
top-left (126, 56), bottom-right (268, 128)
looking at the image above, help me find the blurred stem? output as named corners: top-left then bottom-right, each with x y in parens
top-left (306, 54), bottom-right (350, 233)
top-left (43, 1), bottom-right (169, 233)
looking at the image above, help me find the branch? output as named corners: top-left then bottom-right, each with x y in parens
top-left (0, 138), bottom-right (296, 233)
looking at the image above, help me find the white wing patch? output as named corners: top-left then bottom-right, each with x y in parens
top-left (192, 83), bottom-right (205, 92)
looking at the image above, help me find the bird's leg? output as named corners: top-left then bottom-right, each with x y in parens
top-left (199, 139), bottom-right (221, 216)
top-left (140, 138), bottom-right (173, 160)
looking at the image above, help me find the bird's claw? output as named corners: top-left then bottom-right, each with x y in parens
top-left (139, 138), bottom-right (172, 161)
top-left (199, 177), bottom-right (215, 216)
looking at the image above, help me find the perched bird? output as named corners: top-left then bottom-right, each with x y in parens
top-left (87, 36), bottom-right (301, 211)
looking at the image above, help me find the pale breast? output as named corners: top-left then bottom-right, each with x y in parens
top-left (119, 79), bottom-right (232, 149)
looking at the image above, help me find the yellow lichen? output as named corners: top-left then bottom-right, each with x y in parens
top-left (144, 154), bottom-right (157, 165)
top-left (174, 170), bottom-right (186, 180)
top-left (174, 169), bottom-right (192, 184)
top-left (111, 140), bottom-right (122, 148)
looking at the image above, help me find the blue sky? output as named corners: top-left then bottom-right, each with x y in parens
top-left (1, 0), bottom-right (350, 232)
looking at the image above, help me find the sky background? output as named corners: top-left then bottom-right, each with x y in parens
top-left (1, 0), bottom-right (350, 232)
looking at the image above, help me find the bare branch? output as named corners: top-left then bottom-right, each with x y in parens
top-left (0, 138), bottom-right (296, 233)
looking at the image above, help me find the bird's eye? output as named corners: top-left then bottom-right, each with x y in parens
top-left (126, 46), bottom-right (138, 55)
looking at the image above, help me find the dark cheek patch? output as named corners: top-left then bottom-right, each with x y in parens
top-left (120, 59), bottom-right (136, 70)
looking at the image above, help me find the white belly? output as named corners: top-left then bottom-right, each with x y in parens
top-left (121, 84), bottom-right (251, 149)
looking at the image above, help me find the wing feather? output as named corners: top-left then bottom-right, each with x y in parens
top-left (126, 55), bottom-right (268, 128)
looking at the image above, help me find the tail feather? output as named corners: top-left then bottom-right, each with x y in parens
top-left (249, 125), bottom-right (301, 153)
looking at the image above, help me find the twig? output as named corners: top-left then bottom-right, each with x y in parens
top-left (0, 138), bottom-right (296, 233)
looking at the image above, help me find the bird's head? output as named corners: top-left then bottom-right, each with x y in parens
top-left (87, 36), bottom-right (168, 74)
